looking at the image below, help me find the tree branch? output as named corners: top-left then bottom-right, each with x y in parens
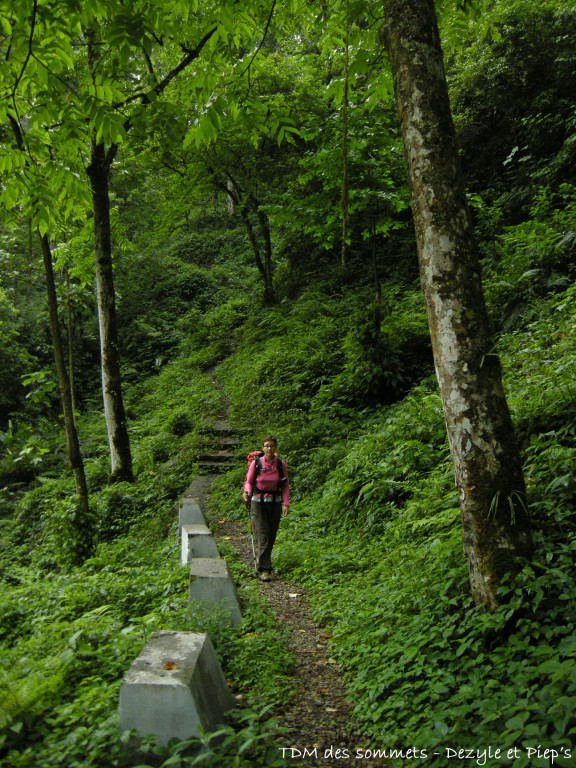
top-left (238, 0), bottom-right (277, 80)
top-left (12, 0), bottom-right (38, 98)
top-left (113, 26), bottom-right (218, 112)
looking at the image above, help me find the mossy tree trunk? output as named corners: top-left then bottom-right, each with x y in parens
top-left (86, 139), bottom-right (134, 483)
top-left (85, 27), bottom-right (133, 484)
top-left (381, 0), bottom-right (532, 610)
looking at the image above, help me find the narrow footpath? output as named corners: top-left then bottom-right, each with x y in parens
top-left (183, 384), bottom-right (385, 768)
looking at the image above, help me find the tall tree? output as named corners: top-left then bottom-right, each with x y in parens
top-left (85, 25), bottom-right (133, 482)
top-left (1, 0), bottom-right (92, 524)
top-left (2, 0), bottom-right (276, 480)
top-left (40, 232), bottom-right (91, 522)
top-left (79, 1), bottom-right (277, 474)
top-left (4, 128), bottom-right (92, 526)
top-left (381, 0), bottom-right (533, 610)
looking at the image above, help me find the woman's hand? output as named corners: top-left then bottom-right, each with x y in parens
top-left (282, 506), bottom-right (289, 517)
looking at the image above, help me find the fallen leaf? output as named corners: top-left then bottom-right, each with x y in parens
top-left (164, 661), bottom-right (177, 670)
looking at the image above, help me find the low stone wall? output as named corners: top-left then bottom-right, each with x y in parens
top-left (119, 445), bottom-right (243, 751)
top-left (181, 523), bottom-right (219, 565)
top-left (188, 558), bottom-right (242, 627)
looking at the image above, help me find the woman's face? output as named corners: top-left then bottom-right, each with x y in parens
top-left (262, 441), bottom-right (276, 460)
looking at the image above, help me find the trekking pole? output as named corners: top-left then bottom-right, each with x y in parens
top-left (244, 496), bottom-right (257, 573)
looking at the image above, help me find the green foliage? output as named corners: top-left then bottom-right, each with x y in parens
top-left (318, 387), bottom-right (451, 531)
top-left (117, 254), bottom-right (222, 374)
top-left (182, 297), bottom-right (251, 370)
top-left (481, 184), bottom-right (576, 327)
top-left (0, 421), bottom-right (50, 485)
top-left (272, 101), bottom-right (409, 253)
top-left (130, 705), bottom-right (289, 768)
top-left (0, 289), bottom-right (33, 426)
top-left (502, 283), bottom-right (576, 438)
top-left (449, 0), bottom-right (576, 209)
top-left (125, 358), bottom-right (221, 476)
top-left (3, 1), bottom-right (576, 765)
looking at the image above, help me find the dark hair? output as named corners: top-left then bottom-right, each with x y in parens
top-left (262, 435), bottom-right (277, 447)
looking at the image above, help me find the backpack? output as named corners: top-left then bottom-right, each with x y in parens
top-left (244, 450), bottom-right (287, 505)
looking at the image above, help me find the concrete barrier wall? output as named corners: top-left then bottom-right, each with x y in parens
top-left (119, 631), bottom-right (235, 746)
top-left (181, 524), bottom-right (219, 565)
top-left (188, 558), bottom-right (242, 627)
top-left (120, 472), bottom-right (242, 749)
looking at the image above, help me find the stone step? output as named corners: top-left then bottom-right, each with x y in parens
top-left (197, 460), bottom-right (235, 474)
top-left (200, 436), bottom-right (241, 448)
top-left (198, 451), bottom-right (235, 464)
top-left (200, 421), bottom-right (242, 439)
top-left (119, 631), bottom-right (234, 748)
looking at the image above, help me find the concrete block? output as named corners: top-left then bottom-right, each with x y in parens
top-left (189, 559), bottom-right (242, 627)
top-left (179, 501), bottom-right (205, 529)
top-left (181, 524), bottom-right (219, 565)
top-left (119, 631), bottom-right (234, 747)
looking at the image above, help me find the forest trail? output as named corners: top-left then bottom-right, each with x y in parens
top-left (183, 377), bottom-right (386, 768)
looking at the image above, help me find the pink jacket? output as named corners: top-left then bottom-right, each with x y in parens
top-left (244, 455), bottom-right (289, 507)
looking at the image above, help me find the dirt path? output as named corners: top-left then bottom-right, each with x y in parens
top-left (185, 478), bottom-right (384, 768)
top-left (184, 380), bottom-right (385, 767)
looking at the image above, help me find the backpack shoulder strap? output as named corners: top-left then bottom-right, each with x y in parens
top-left (253, 453), bottom-right (264, 480)
top-left (276, 456), bottom-right (287, 482)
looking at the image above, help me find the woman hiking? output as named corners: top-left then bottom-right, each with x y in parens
top-left (243, 436), bottom-right (289, 582)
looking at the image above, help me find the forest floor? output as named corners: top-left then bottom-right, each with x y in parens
top-left (185, 474), bottom-right (386, 768)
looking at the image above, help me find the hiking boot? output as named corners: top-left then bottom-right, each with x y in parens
top-left (258, 570), bottom-right (271, 582)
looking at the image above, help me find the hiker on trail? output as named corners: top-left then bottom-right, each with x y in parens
top-left (243, 436), bottom-right (289, 582)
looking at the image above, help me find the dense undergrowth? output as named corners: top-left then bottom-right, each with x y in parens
top-left (209, 272), bottom-right (576, 766)
top-left (3, 224), bottom-right (575, 767)
top-left (0, 355), bottom-right (293, 767)
top-left (2, 2), bottom-right (576, 765)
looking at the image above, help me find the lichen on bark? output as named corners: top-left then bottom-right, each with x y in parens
top-left (382, 0), bottom-right (532, 610)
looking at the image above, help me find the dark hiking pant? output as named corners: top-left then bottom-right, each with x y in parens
top-left (250, 499), bottom-right (282, 572)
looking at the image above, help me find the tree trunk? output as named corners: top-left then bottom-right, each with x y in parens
top-left (381, 0), bottom-right (532, 610)
top-left (86, 140), bottom-right (134, 483)
top-left (226, 178), bottom-right (236, 215)
top-left (219, 175), bottom-right (275, 305)
top-left (256, 204), bottom-right (275, 306)
top-left (371, 220), bottom-right (382, 303)
top-left (65, 267), bottom-right (77, 423)
top-left (40, 234), bottom-right (91, 518)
